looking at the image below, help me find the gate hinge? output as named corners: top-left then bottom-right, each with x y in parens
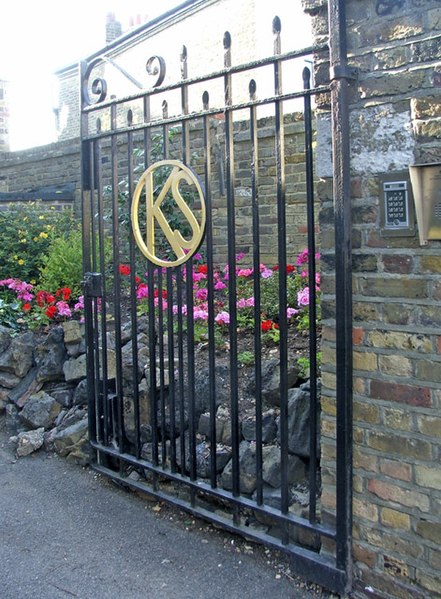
top-left (83, 272), bottom-right (103, 298)
top-left (330, 65), bottom-right (358, 82)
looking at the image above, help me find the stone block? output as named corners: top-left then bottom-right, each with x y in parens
top-left (369, 379), bottom-right (432, 407)
top-left (378, 354), bottom-right (413, 377)
top-left (381, 254), bottom-right (413, 274)
top-left (415, 465), bottom-right (441, 490)
top-left (367, 479), bottom-right (430, 512)
top-left (367, 430), bottom-right (431, 460)
top-left (353, 401), bottom-right (381, 424)
top-left (416, 519), bottom-right (441, 544)
top-left (382, 408), bottom-right (413, 432)
top-left (353, 350), bottom-right (378, 372)
top-left (63, 354), bottom-right (87, 383)
top-left (380, 458), bottom-right (412, 482)
top-left (353, 496), bottom-right (378, 522)
top-left (381, 507), bottom-right (411, 530)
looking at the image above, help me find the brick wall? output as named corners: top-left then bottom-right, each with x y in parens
top-left (0, 139), bottom-right (81, 213)
top-left (307, 0), bottom-right (441, 596)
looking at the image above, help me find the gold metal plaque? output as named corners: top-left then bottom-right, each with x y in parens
top-left (131, 160), bottom-right (206, 267)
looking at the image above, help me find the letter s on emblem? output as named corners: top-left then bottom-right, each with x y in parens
top-left (131, 160), bottom-right (206, 268)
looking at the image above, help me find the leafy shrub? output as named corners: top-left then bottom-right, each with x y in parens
top-left (38, 226), bottom-right (84, 297)
top-left (0, 202), bottom-right (76, 284)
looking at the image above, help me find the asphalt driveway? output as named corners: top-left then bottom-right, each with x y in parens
top-left (0, 421), bottom-right (327, 599)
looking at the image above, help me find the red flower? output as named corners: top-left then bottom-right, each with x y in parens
top-left (36, 291), bottom-right (55, 307)
top-left (119, 264), bottom-right (131, 276)
top-left (272, 265), bottom-right (279, 272)
top-left (135, 276), bottom-right (141, 284)
top-left (286, 264), bottom-right (295, 274)
top-left (153, 288), bottom-right (168, 299)
top-left (22, 303), bottom-right (31, 312)
top-left (261, 319), bottom-right (278, 332)
top-left (45, 305), bottom-right (57, 319)
top-left (197, 264), bottom-right (208, 274)
top-left (56, 287), bottom-right (72, 301)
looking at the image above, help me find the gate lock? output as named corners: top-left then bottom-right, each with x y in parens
top-left (83, 272), bottom-right (103, 298)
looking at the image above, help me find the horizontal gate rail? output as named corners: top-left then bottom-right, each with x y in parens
top-left (82, 43), bottom-right (329, 114)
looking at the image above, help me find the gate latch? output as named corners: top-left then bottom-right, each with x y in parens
top-left (83, 272), bottom-right (103, 298)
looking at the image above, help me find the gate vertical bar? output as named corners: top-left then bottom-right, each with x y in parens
top-left (80, 61), bottom-right (97, 461)
top-left (249, 79), bottom-right (264, 506)
top-left (202, 91), bottom-right (218, 488)
top-left (224, 31), bottom-right (240, 518)
top-left (303, 67), bottom-right (318, 524)
top-left (273, 17), bottom-right (289, 531)
top-left (328, 0), bottom-right (353, 588)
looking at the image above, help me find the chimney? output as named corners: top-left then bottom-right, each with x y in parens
top-left (106, 12), bottom-right (122, 44)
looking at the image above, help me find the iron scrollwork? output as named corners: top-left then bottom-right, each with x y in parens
top-left (81, 59), bottom-right (108, 107)
top-left (146, 55), bottom-right (166, 88)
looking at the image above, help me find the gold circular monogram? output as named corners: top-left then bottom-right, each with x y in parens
top-left (131, 160), bottom-right (206, 267)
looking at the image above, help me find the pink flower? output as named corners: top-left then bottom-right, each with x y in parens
top-left (196, 288), bottom-right (208, 301)
top-left (193, 272), bottom-right (207, 283)
top-left (154, 298), bottom-right (168, 310)
top-left (237, 298), bottom-right (247, 309)
top-left (315, 272), bottom-right (321, 286)
top-left (296, 248), bottom-right (309, 266)
top-left (245, 297), bottom-right (255, 307)
top-left (261, 268), bottom-right (273, 279)
top-left (136, 283), bottom-right (149, 299)
top-left (297, 287), bottom-right (310, 307)
top-left (215, 311), bottom-right (230, 325)
top-left (74, 296), bottom-right (84, 311)
top-left (214, 281), bottom-right (226, 291)
top-left (56, 301), bottom-right (72, 318)
top-left (287, 307), bottom-right (299, 318)
top-left (236, 252), bottom-right (246, 262)
top-left (193, 307), bottom-right (209, 320)
top-left (172, 304), bottom-right (187, 315)
top-left (237, 268), bottom-right (253, 277)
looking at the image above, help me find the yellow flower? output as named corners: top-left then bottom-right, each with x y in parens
top-left (39, 231), bottom-right (48, 239)
top-left (13, 255), bottom-right (18, 260)
top-left (18, 259), bottom-right (24, 265)
top-left (30, 279), bottom-right (36, 285)
top-left (19, 238), bottom-right (27, 243)
top-left (33, 237), bottom-right (39, 242)
top-left (39, 215), bottom-right (45, 220)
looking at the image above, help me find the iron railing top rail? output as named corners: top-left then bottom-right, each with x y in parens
top-left (81, 42), bottom-right (330, 113)
top-left (82, 84), bottom-right (330, 142)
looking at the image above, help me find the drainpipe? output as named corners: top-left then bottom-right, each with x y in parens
top-left (328, 0), bottom-right (355, 592)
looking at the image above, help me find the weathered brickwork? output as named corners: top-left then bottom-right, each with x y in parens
top-left (307, 0), bottom-right (441, 596)
top-left (0, 139), bottom-right (81, 213)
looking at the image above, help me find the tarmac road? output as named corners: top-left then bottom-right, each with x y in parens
top-left (0, 422), bottom-right (326, 599)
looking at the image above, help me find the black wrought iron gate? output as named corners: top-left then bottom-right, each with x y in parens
top-left (80, 2), bottom-right (352, 594)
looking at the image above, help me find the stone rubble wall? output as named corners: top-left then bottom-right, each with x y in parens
top-left (0, 321), bottom-right (317, 546)
top-left (305, 0), bottom-right (441, 597)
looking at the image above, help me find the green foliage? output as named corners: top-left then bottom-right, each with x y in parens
top-left (38, 226), bottom-right (84, 297)
top-left (0, 290), bottom-right (22, 331)
top-left (238, 351), bottom-right (255, 366)
top-left (259, 270), bottom-right (303, 321)
top-left (0, 203), bottom-right (76, 284)
top-left (297, 352), bottom-right (321, 379)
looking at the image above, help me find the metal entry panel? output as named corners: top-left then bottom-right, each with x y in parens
top-left (80, 4), bottom-right (352, 594)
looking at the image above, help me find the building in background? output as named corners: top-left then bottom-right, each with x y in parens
top-left (0, 80), bottom-right (10, 153)
top-left (55, 0), bottom-right (312, 141)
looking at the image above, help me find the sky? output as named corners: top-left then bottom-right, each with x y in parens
top-left (0, 0), bottom-right (181, 150)
top-left (0, 1), bottom-right (312, 151)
